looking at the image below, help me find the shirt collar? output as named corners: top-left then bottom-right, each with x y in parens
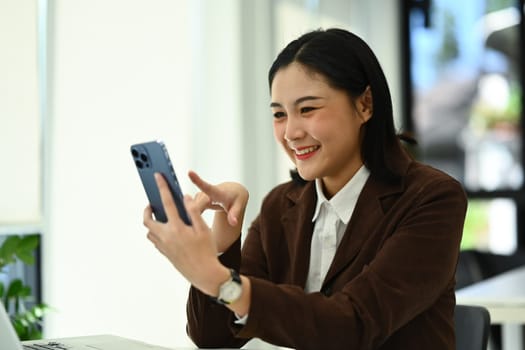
top-left (312, 165), bottom-right (370, 224)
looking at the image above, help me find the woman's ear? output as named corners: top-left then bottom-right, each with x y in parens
top-left (357, 86), bottom-right (373, 123)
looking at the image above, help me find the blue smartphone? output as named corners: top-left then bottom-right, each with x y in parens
top-left (130, 140), bottom-right (191, 225)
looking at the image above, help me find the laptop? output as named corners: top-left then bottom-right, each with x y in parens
top-left (0, 303), bottom-right (175, 350)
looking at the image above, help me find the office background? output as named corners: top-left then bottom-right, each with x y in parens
top-left (0, 0), bottom-right (522, 349)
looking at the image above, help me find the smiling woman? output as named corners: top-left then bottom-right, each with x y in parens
top-left (3, 1), bottom-right (407, 349)
top-left (270, 62), bottom-right (372, 197)
top-left (144, 28), bottom-right (468, 350)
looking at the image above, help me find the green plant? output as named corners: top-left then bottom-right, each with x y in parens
top-left (0, 234), bottom-right (49, 340)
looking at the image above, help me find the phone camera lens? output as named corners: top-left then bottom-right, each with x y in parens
top-left (140, 153), bottom-right (148, 162)
top-left (135, 160), bottom-right (144, 169)
top-left (131, 149), bottom-right (139, 158)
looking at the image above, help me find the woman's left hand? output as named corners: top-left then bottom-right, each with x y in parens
top-left (143, 173), bottom-right (229, 296)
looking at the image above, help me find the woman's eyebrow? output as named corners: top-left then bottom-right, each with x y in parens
top-left (270, 96), bottom-right (323, 108)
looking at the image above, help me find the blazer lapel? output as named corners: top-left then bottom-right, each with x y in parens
top-left (280, 182), bottom-right (317, 287)
top-left (322, 151), bottom-right (412, 289)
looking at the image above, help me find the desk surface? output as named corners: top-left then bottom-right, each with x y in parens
top-left (456, 265), bottom-right (525, 323)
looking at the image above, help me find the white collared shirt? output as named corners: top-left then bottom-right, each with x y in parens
top-left (304, 165), bottom-right (370, 293)
top-left (235, 165), bottom-right (370, 338)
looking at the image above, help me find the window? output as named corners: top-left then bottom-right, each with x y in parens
top-left (401, 0), bottom-right (525, 252)
top-left (0, 0), bottom-right (41, 228)
top-left (0, 0), bottom-right (44, 319)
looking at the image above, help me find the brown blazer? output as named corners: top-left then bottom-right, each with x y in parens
top-left (187, 151), bottom-right (467, 350)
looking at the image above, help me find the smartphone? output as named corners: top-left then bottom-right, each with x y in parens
top-left (130, 140), bottom-right (191, 225)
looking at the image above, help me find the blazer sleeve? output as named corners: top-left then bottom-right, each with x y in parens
top-left (186, 237), bottom-right (251, 348)
top-left (233, 176), bottom-right (467, 350)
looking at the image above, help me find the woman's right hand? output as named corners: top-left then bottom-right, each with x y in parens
top-left (188, 170), bottom-right (249, 253)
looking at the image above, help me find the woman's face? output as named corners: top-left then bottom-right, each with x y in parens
top-left (271, 62), bottom-right (372, 197)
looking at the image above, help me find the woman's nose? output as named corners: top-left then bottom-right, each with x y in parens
top-left (284, 115), bottom-right (304, 142)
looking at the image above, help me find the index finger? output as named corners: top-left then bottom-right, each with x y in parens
top-left (188, 170), bottom-right (219, 197)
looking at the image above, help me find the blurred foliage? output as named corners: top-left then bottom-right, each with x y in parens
top-left (436, 10), bottom-right (459, 66)
top-left (461, 201), bottom-right (489, 250)
top-left (507, 83), bottom-right (522, 121)
top-left (470, 81), bottom-right (521, 131)
top-left (486, 0), bottom-right (517, 13)
top-left (0, 235), bottom-right (50, 340)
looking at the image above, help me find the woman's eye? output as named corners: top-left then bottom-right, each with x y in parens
top-left (273, 111), bottom-right (286, 119)
top-left (300, 107), bottom-right (316, 114)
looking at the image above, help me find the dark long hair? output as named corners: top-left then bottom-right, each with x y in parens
top-left (269, 28), bottom-right (408, 184)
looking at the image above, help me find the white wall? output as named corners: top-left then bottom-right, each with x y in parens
top-left (43, 0), bottom-right (242, 347)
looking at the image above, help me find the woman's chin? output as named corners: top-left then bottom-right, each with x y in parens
top-left (296, 168), bottom-right (316, 181)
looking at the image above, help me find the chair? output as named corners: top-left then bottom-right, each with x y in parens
top-left (456, 249), bottom-right (525, 349)
top-left (455, 304), bottom-right (491, 350)
top-left (456, 250), bottom-right (484, 289)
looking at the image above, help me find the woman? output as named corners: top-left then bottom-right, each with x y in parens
top-left (144, 28), bottom-right (467, 349)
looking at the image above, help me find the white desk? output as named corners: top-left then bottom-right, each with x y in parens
top-left (456, 266), bottom-right (525, 350)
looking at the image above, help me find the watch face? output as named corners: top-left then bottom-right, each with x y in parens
top-left (220, 280), bottom-right (242, 304)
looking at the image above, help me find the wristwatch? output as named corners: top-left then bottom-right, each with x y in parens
top-left (216, 269), bottom-right (242, 305)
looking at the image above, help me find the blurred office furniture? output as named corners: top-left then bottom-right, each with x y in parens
top-left (456, 265), bottom-right (525, 350)
top-left (456, 250), bottom-right (525, 290)
top-left (456, 249), bottom-right (525, 350)
top-left (455, 304), bottom-right (491, 350)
